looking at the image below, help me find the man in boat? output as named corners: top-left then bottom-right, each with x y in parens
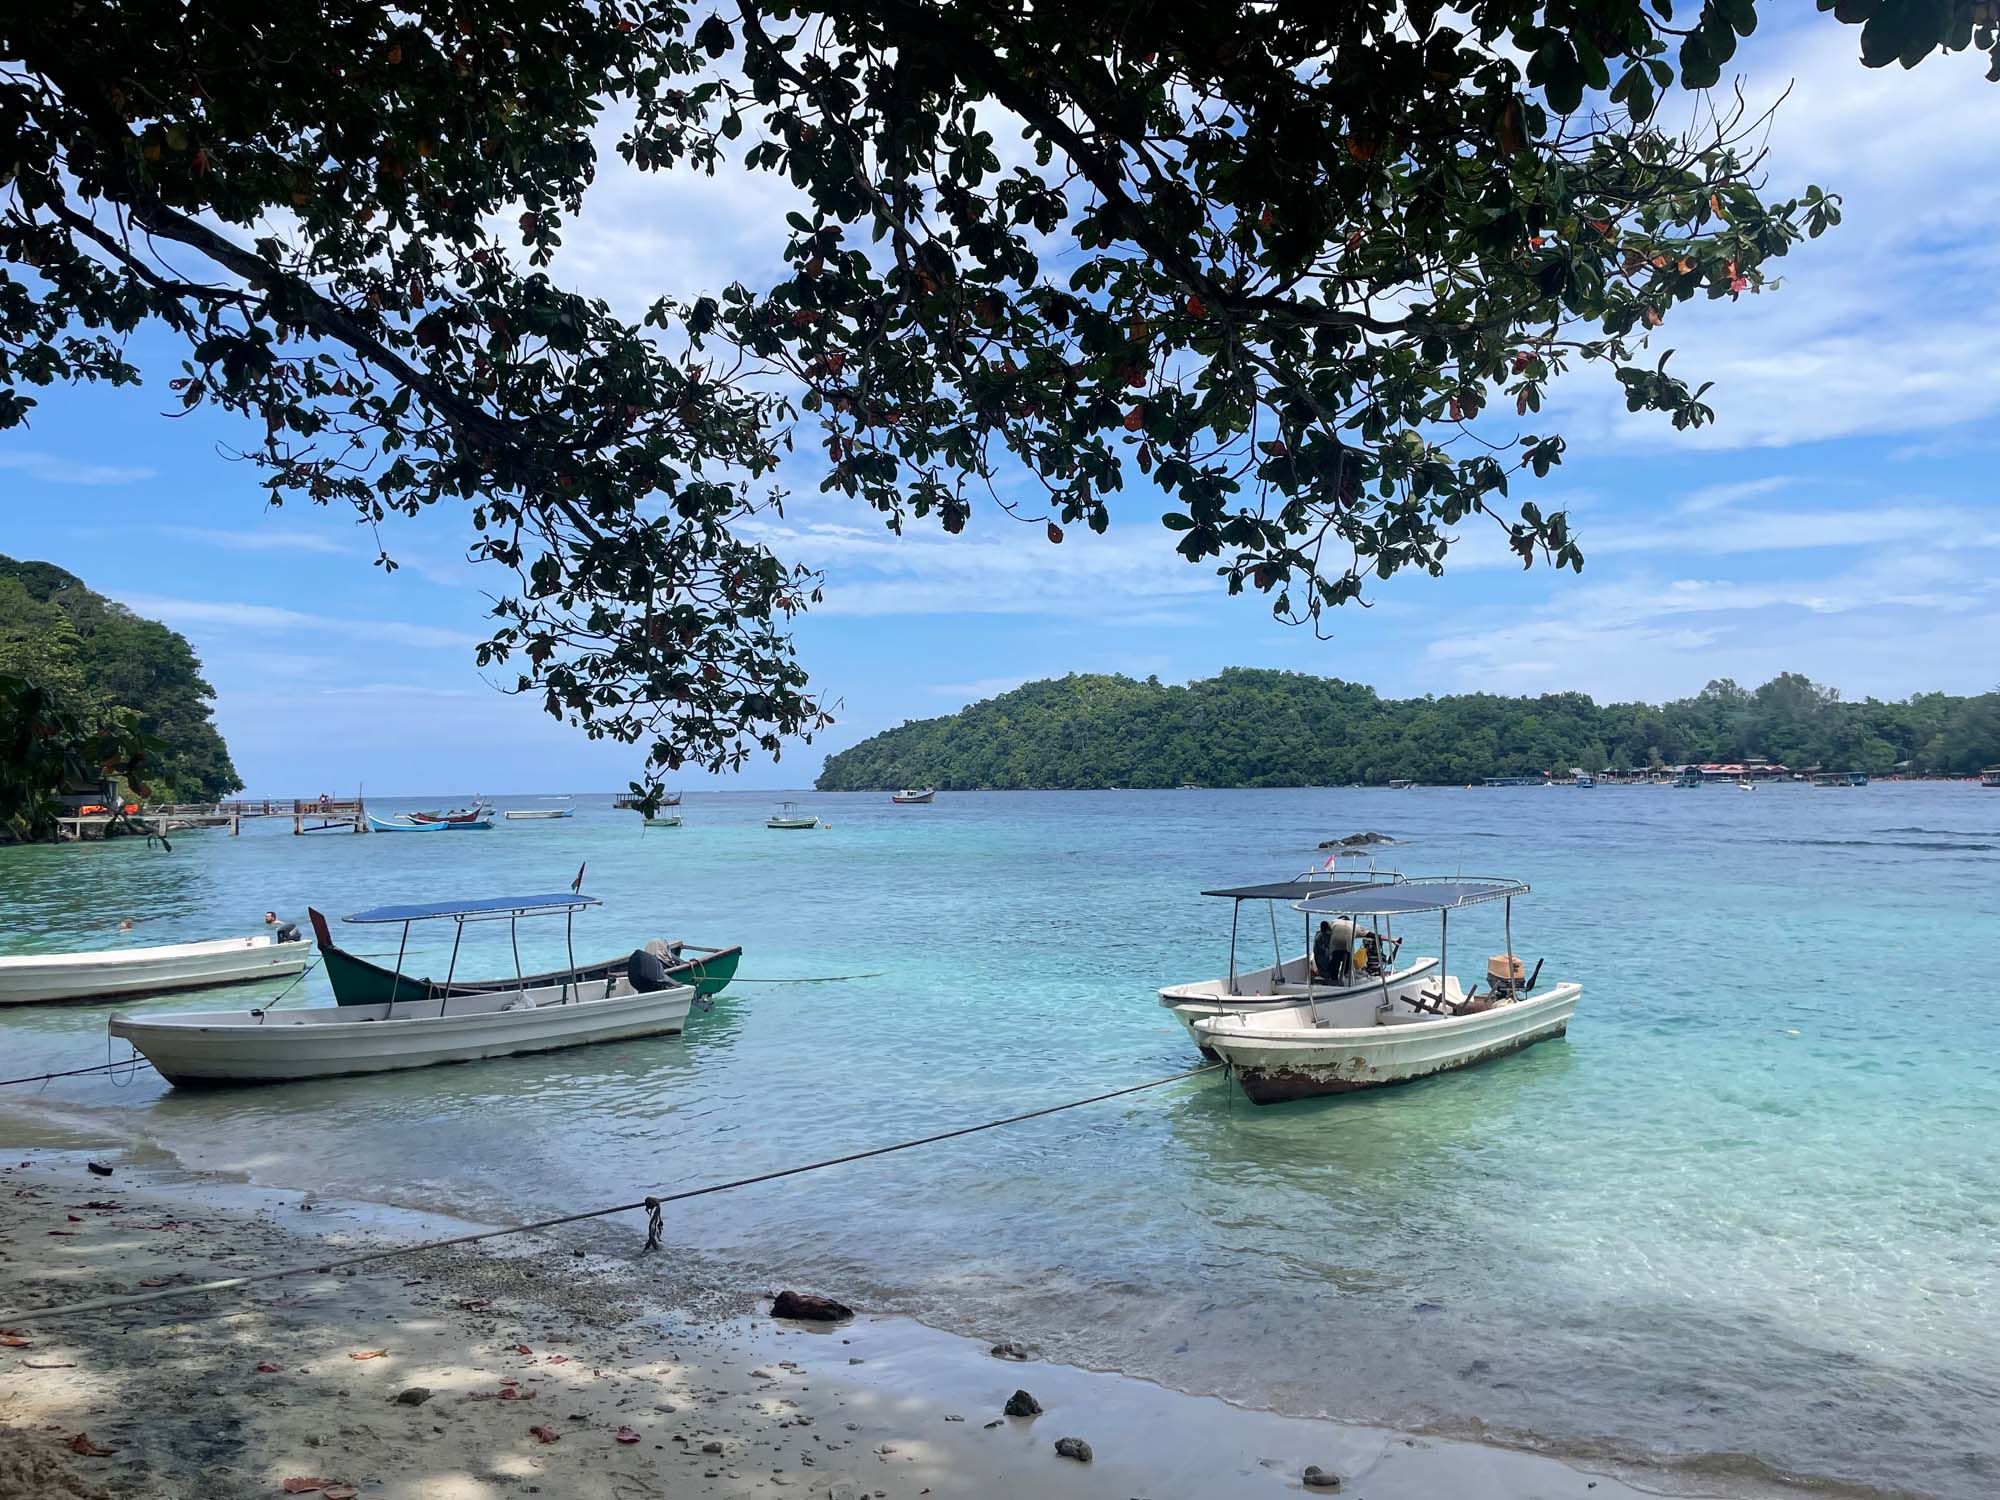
top-left (1312, 921), bottom-right (1352, 986)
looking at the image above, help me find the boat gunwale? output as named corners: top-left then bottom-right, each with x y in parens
top-left (1193, 981), bottom-right (1583, 1047)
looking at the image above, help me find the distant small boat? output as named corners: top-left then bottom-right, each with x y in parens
top-left (1812, 772), bottom-right (1869, 788)
top-left (1737, 778), bottom-right (1755, 792)
top-left (1388, 778), bottom-right (1415, 790)
top-left (644, 813), bottom-right (683, 827)
top-left (661, 790), bottom-right (683, 807)
top-left (1672, 768), bottom-right (1703, 788)
top-left (1982, 769), bottom-right (2000, 788)
top-left (768, 802), bottom-right (819, 830)
top-left (503, 808), bottom-right (574, 820)
top-left (891, 788), bottom-right (936, 804)
top-left (370, 813), bottom-right (493, 832)
top-left (1571, 768), bottom-right (1595, 789)
top-left (409, 805), bottom-right (490, 824)
top-left (0, 931), bottom-right (308, 1007)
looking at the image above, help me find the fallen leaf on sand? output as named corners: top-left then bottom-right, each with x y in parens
top-left (256, 1362), bottom-right (282, 1374)
top-left (348, 1349), bottom-right (388, 1361)
top-left (24, 1360), bottom-right (77, 1369)
top-left (511, 1343), bottom-right (534, 1355)
top-left (280, 1480), bottom-right (325, 1494)
top-left (615, 1426), bottom-right (640, 1444)
top-left (496, 1385), bottom-right (537, 1401)
top-left (499, 1377), bottom-right (519, 1386)
top-left (67, 1433), bottom-right (116, 1457)
top-left (323, 1487), bottom-right (357, 1500)
top-left (138, 1279), bottom-right (168, 1288)
top-left (457, 1298), bottom-right (491, 1311)
top-left (529, 1425), bottom-right (560, 1444)
top-left (66, 1213), bottom-right (82, 1222)
top-left (46, 1230), bottom-right (74, 1236)
top-left (0, 1335), bottom-right (31, 1349)
top-left (545, 1354), bottom-right (571, 1364)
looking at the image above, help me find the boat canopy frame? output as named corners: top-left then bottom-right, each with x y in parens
top-left (1294, 876), bottom-right (1534, 1021)
top-left (1201, 869), bottom-right (1406, 996)
top-left (340, 893), bottom-right (603, 1013)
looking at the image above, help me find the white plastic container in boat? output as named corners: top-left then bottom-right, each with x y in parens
top-left (0, 933), bottom-right (308, 1006)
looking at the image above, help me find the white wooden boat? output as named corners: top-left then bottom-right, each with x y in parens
top-left (644, 813), bottom-right (683, 827)
top-left (108, 892), bottom-right (693, 1086)
top-left (110, 976), bottom-right (692, 1087)
top-left (1159, 871), bottom-right (1433, 1051)
top-left (503, 808), bottom-right (574, 820)
top-left (1982, 768), bottom-right (2000, 788)
top-left (0, 932), bottom-right (308, 1007)
top-left (1194, 878), bottom-right (1579, 1103)
top-left (891, 788), bottom-right (936, 804)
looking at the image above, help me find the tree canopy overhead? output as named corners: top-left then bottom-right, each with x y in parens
top-left (3, 2), bottom-right (1993, 795)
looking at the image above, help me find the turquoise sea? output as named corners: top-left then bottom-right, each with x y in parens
top-left (2, 785), bottom-right (1996, 1498)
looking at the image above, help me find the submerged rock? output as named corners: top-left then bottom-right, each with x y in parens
top-left (1317, 831), bottom-right (1397, 850)
top-left (1054, 1437), bottom-right (1092, 1463)
top-left (989, 1340), bottom-right (1036, 1362)
top-left (1003, 1390), bottom-right (1042, 1418)
top-left (770, 1290), bottom-right (853, 1322)
top-left (1303, 1465), bottom-right (1342, 1489)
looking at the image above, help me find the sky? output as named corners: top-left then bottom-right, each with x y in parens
top-left (3, 14), bottom-right (1997, 795)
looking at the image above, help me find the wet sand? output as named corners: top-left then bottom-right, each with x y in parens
top-left (1, 1144), bottom-right (1807, 1500)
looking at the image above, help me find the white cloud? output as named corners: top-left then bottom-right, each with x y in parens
top-left (926, 674), bottom-right (1034, 700)
top-left (116, 593), bottom-right (479, 649)
top-left (156, 524), bottom-right (355, 555)
top-left (0, 449), bottom-right (157, 486)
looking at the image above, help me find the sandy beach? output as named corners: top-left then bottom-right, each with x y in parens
top-left (0, 1132), bottom-right (1774, 1500)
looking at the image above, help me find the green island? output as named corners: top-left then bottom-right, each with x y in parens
top-left (815, 669), bottom-right (2000, 790)
top-left (0, 554), bottom-right (239, 839)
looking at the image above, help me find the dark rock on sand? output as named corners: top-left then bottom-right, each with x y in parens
top-left (770, 1290), bottom-right (853, 1322)
top-left (989, 1340), bottom-right (1036, 1361)
top-left (87, 1161), bottom-right (114, 1177)
top-left (1303, 1465), bottom-right (1342, 1489)
top-left (1003, 1390), bottom-right (1042, 1418)
top-left (1054, 1437), bottom-right (1092, 1463)
top-left (392, 1386), bottom-right (434, 1406)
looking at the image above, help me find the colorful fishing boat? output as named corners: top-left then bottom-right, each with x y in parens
top-left (306, 906), bottom-right (740, 1007)
top-left (369, 813), bottom-right (493, 832)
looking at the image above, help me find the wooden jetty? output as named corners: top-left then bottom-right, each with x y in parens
top-left (55, 798), bottom-right (369, 841)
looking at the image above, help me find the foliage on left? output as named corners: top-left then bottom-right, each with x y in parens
top-left (0, 554), bottom-right (235, 839)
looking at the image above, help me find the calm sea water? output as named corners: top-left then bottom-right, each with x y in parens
top-left (3, 786), bottom-right (1996, 1497)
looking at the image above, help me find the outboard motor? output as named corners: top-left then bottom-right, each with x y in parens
top-left (1487, 953), bottom-right (1525, 1001)
top-left (628, 946), bottom-right (672, 994)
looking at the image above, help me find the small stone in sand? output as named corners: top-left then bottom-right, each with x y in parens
top-left (989, 1341), bottom-right (1035, 1362)
top-left (392, 1387), bottom-right (434, 1406)
top-left (701, 1441), bottom-right (725, 1455)
top-left (87, 1161), bottom-right (114, 1177)
top-left (1003, 1390), bottom-right (1042, 1418)
top-left (1054, 1437), bottom-right (1092, 1463)
top-left (1303, 1465), bottom-right (1342, 1489)
top-left (771, 1290), bottom-right (853, 1322)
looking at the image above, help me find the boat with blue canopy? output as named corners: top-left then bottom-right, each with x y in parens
top-left (1193, 876), bottom-right (1581, 1103)
top-left (108, 893), bottom-right (699, 1087)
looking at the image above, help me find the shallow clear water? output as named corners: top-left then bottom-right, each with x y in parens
top-left (3, 786), bottom-right (1997, 1497)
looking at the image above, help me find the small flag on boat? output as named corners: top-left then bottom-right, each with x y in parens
top-left (571, 862), bottom-right (586, 893)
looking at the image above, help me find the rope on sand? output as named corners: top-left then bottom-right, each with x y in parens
top-left (0, 1062), bottom-right (1222, 1327)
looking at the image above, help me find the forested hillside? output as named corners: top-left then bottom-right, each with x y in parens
top-left (0, 555), bottom-right (239, 806)
top-left (816, 670), bottom-right (2000, 790)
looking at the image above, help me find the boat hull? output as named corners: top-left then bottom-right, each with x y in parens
top-left (1158, 955), bottom-right (1440, 1055)
top-left (1197, 983), bottom-right (1582, 1104)
top-left (768, 818), bottom-right (818, 829)
top-left (109, 979), bottom-right (694, 1087)
top-left (0, 935), bottom-right (309, 1006)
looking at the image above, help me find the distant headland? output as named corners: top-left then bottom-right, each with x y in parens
top-left (814, 669), bottom-right (2000, 791)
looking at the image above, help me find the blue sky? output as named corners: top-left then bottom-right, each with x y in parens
top-left (3, 15), bottom-right (1997, 794)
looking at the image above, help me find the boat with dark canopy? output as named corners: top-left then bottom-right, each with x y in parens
top-left (308, 901), bottom-right (739, 1008)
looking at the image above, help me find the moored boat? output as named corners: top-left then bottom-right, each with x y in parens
top-left (113, 895), bottom-right (698, 1087)
top-left (369, 813), bottom-right (493, 831)
top-left (0, 931), bottom-right (308, 1007)
top-left (1196, 878), bottom-right (1580, 1103)
top-left (306, 903), bottom-right (740, 1006)
top-left (1983, 768), bottom-right (2000, 788)
top-left (503, 808), bottom-right (574, 820)
top-left (891, 788), bottom-right (936, 804)
top-left (1158, 870), bottom-right (1436, 1053)
top-left (644, 813), bottom-right (683, 827)
top-left (409, 805), bottom-right (491, 824)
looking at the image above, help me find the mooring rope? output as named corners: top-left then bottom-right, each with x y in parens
top-left (0, 1062), bottom-right (1221, 1327)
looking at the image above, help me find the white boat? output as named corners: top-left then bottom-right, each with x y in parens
top-left (1158, 871), bottom-right (1436, 1052)
top-left (1737, 777), bottom-right (1755, 792)
top-left (645, 813), bottom-right (683, 827)
top-left (768, 801), bottom-right (819, 829)
top-left (891, 788), bottom-right (936, 804)
top-left (0, 932), bottom-right (309, 1007)
top-left (107, 894), bottom-right (693, 1086)
top-left (1980, 769), bottom-right (2000, 788)
top-left (1195, 878), bottom-right (1581, 1104)
top-left (503, 808), bottom-right (574, 820)
top-left (1571, 768), bottom-right (1595, 788)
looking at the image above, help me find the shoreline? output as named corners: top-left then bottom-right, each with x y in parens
top-left (0, 1115), bottom-right (1885, 1500)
